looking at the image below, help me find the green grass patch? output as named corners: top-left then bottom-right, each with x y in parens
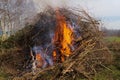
top-left (93, 50), bottom-right (120, 80)
top-left (94, 65), bottom-right (120, 80)
top-left (0, 71), bottom-right (9, 80)
top-left (104, 36), bottom-right (120, 42)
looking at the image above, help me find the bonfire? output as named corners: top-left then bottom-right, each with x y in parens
top-left (8, 8), bottom-right (112, 80)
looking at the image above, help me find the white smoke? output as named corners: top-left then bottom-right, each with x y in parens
top-left (32, 0), bottom-right (67, 11)
top-left (32, 0), bottom-right (83, 13)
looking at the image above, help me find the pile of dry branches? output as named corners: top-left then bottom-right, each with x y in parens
top-left (11, 8), bottom-right (112, 80)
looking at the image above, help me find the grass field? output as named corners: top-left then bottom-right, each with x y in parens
top-left (102, 36), bottom-right (120, 80)
top-left (104, 36), bottom-right (120, 42)
top-left (0, 36), bottom-right (120, 80)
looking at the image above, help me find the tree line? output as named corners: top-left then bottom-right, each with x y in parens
top-left (101, 27), bottom-right (120, 37)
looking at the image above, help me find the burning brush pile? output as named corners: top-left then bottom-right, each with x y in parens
top-left (12, 8), bottom-right (112, 80)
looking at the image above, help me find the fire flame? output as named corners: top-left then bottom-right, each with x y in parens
top-left (53, 10), bottom-right (73, 62)
top-left (36, 53), bottom-right (44, 67)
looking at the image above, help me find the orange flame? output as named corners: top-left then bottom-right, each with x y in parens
top-left (53, 51), bottom-right (57, 62)
top-left (36, 53), bottom-right (44, 67)
top-left (53, 10), bottom-right (73, 62)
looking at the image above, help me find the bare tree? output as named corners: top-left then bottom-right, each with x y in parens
top-left (0, 0), bottom-right (10, 40)
top-left (0, 0), bottom-right (37, 40)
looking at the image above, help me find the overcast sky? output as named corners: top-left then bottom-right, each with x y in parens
top-left (33, 0), bottom-right (120, 29)
top-left (68, 0), bottom-right (120, 29)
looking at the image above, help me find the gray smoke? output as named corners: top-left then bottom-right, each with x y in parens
top-left (32, 0), bottom-right (83, 13)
